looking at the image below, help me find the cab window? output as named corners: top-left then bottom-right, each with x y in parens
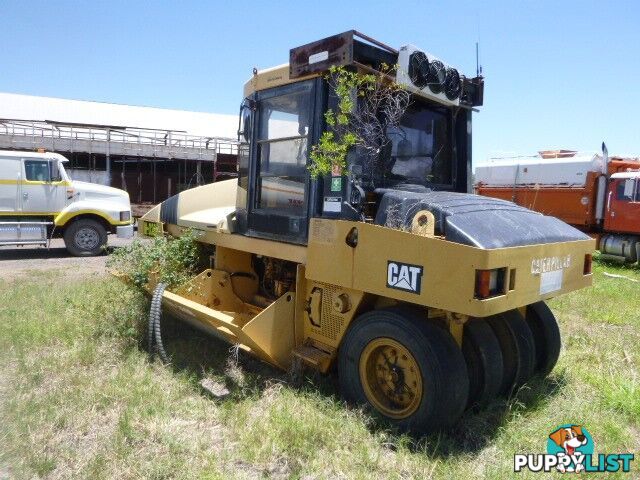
top-left (616, 179), bottom-right (636, 202)
top-left (24, 160), bottom-right (50, 182)
top-left (255, 81), bottom-right (312, 215)
top-left (49, 161), bottom-right (62, 182)
top-left (381, 102), bottom-right (453, 188)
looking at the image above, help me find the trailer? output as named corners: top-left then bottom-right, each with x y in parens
top-left (476, 148), bottom-right (640, 264)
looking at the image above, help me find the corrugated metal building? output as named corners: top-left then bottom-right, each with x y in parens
top-left (0, 92), bottom-right (239, 212)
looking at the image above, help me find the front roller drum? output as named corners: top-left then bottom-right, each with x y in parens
top-left (338, 307), bottom-right (469, 433)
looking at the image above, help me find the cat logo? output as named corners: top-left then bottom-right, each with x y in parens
top-left (387, 261), bottom-right (423, 294)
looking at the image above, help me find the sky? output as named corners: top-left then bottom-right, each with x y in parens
top-left (1, 0), bottom-right (639, 166)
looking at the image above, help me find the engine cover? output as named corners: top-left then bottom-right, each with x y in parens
top-left (375, 190), bottom-right (590, 249)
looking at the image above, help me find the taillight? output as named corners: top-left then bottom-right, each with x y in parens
top-left (475, 268), bottom-right (507, 299)
top-left (584, 254), bottom-right (593, 275)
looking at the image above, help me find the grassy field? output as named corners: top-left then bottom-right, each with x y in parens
top-left (0, 262), bottom-right (638, 479)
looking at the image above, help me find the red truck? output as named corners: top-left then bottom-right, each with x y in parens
top-left (475, 146), bottom-right (640, 264)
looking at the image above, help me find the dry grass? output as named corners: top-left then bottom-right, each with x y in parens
top-left (0, 261), bottom-right (638, 479)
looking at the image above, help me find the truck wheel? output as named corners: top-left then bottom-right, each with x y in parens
top-left (487, 310), bottom-right (536, 396)
top-left (338, 307), bottom-right (469, 433)
top-left (462, 319), bottom-right (503, 409)
top-left (63, 219), bottom-right (107, 256)
top-left (525, 302), bottom-right (561, 376)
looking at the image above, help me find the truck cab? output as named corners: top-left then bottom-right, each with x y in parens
top-left (605, 172), bottom-right (640, 234)
top-left (0, 150), bottom-right (133, 255)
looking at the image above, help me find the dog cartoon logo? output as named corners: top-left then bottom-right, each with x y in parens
top-left (547, 424), bottom-right (593, 473)
top-left (515, 423), bottom-right (634, 473)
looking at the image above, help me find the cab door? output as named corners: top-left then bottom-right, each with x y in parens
top-left (605, 177), bottom-right (640, 234)
top-left (21, 158), bottom-right (67, 215)
top-left (0, 156), bottom-right (21, 213)
top-left (245, 79), bottom-right (318, 244)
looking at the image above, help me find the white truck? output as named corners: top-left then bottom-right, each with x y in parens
top-left (0, 150), bottom-right (133, 256)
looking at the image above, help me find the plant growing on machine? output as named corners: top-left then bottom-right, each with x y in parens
top-left (107, 229), bottom-right (209, 290)
top-left (308, 64), bottom-right (411, 179)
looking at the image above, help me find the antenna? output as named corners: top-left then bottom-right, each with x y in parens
top-left (475, 42), bottom-right (482, 77)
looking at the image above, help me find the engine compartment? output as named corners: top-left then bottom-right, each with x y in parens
top-left (374, 189), bottom-right (591, 248)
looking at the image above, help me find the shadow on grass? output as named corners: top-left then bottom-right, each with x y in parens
top-left (594, 256), bottom-right (639, 272)
top-left (0, 244), bottom-right (121, 262)
top-left (144, 312), bottom-right (567, 457)
top-left (146, 314), bottom-right (290, 399)
top-left (0, 246), bottom-right (75, 261)
top-left (349, 370), bottom-right (568, 456)
top-left (424, 372), bottom-right (568, 456)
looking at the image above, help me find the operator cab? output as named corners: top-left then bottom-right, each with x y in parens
top-left (235, 31), bottom-right (484, 244)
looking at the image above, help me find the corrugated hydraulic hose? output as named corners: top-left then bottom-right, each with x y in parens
top-left (148, 282), bottom-right (170, 363)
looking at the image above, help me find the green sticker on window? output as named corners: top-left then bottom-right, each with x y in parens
top-left (331, 177), bottom-right (342, 192)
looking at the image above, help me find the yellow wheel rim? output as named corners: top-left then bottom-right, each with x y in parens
top-left (359, 337), bottom-right (423, 419)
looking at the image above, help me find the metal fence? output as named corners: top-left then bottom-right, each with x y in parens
top-left (0, 119), bottom-right (238, 160)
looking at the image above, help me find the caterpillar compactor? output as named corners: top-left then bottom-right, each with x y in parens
top-left (139, 31), bottom-right (594, 432)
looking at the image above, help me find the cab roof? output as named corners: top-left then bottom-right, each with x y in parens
top-left (611, 171), bottom-right (640, 179)
top-left (0, 150), bottom-right (69, 162)
top-left (243, 64), bottom-right (320, 98)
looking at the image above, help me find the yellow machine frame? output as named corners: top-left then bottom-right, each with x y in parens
top-left (140, 208), bottom-right (593, 373)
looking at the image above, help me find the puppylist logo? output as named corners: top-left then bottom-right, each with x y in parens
top-left (514, 424), bottom-right (634, 474)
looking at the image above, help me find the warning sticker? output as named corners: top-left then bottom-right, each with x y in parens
top-left (323, 196), bottom-right (342, 213)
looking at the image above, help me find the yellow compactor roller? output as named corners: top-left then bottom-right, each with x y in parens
top-left (139, 31), bottom-right (594, 432)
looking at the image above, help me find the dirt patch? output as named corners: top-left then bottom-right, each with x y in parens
top-left (0, 237), bottom-right (134, 282)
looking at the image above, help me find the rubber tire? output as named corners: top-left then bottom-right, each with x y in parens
top-left (487, 310), bottom-right (536, 397)
top-left (525, 302), bottom-right (561, 376)
top-left (63, 218), bottom-right (108, 256)
top-left (338, 307), bottom-right (469, 433)
top-left (462, 319), bottom-right (504, 409)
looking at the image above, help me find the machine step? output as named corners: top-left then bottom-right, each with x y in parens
top-left (292, 344), bottom-right (333, 372)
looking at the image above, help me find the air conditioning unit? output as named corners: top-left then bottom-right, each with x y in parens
top-left (396, 44), bottom-right (463, 107)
